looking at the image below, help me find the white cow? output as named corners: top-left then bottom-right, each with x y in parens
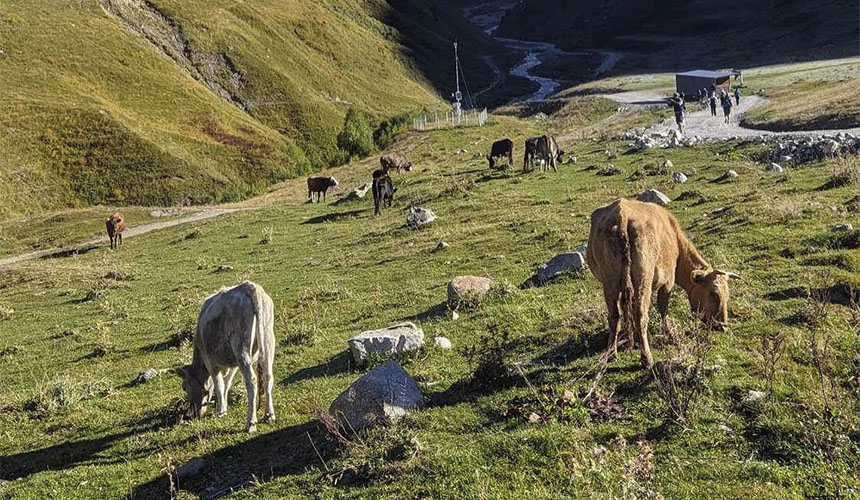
top-left (176, 281), bottom-right (276, 433)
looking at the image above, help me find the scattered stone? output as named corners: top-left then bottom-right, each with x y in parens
top-left (684, 168), bottom-right (697, 177)
top-left (567, 155), bottom-right (577, 164)
top-left (434, 241), bottom-right (449, 252)
top-left (663, 159), bottom-right (674, 169)
top-left (744, 390), bottom-right (767, 404)
top-left (447, 276), bottom-right (493, 308)
top-left (348, 322), bottom-right (425, 366)
top-left (472, 152), bottom-right (484, 160)
top-left (672, 171), bottom-right (688, 183)
top-left (329, 360), bottom-right (422, 432)
top-left (717, 424), bottom-right (733, 433)
top-left (637, 189), bottom-right (671, 206)
top-left (533, 252), bottom-right (586, 285)
top-left (135, 368), bottom-right (160, 384)
top-left (175, 458), bottom-right (206, 479)
top-left (214, 264), bottom-right (233, 273)
top-left (779, 155), bottom-right (792, 162)
top-left (527, 412), bottom-right (542, 424)
top-left (149, 208), bottom-right (180, 218)
top-left (767, 163), bottom-right (784, 173)
top-left (832, 223), bottom-right (854, 232)
top-left (726, 170), bottom-right (738, 179)
top-left (451, 311), bottom-right (460, 321)
top-left (457, 148), bottom-right (468, 155)
top-left (406, 207), bottom-right (436, 228)
top-left (531, 112), bottom-right (548, 120)
top-left (336, 182), bottom-right (372, 204)
top-left (433, 337), bottom-right (452, 350)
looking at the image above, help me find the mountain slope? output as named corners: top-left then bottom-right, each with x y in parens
top-left (0, 0), bottom-right (505, 219)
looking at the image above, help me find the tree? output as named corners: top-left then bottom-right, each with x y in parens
top-left (337, 107), bottom-right (374, 158)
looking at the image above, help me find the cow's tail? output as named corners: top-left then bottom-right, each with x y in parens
top-left (245, 282), bottom-right (270, 363)
top-left (617, 219), bottom-right (635, 347)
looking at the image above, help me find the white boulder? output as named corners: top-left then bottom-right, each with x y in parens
top-left (637, 189), bottom-right (671, 206)
top-left (348, 322), bottom-right (425, 366)
top-left (329, 360), bottom-right (422, 432)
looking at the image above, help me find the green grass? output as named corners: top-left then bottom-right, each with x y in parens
top-left (0, 0), bottom-right (512, 219)
top-left (1, 103), bottom-right (858, 499)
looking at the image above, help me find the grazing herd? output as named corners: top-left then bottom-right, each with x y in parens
top-left (100, 132), bottom-right (737, 431)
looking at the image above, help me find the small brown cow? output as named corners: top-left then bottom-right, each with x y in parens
top-left (379, 154), bottom-right (413, 174)
top-left (307, 176), bottom-right (339, 203)
top-left (587, 199), bottom-right (739, 367)
top-left (106, 212), bottom-right (125, 250)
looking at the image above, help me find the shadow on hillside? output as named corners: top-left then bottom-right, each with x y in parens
top-left (131, 421), bottom-right (331, 500)
top-left (764, 283), bottom-right (858, 307)
top-left (301, 210), bottom-right (366, 225)
top-left (403, 302), bottom-right (449, 323)
top-left (0, 404), bottom-right (183, 480)
top-left (40, 244), bottom-right (100, 260)
top-left (475, 171), bottom-right (514, 183)
top-left (533, 329), bottom-right (609, 366)
top-left (283, 351), bottom-right (353, 385)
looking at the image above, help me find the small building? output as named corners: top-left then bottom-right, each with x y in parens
top-left (675, 70), bottom-right (739, 97)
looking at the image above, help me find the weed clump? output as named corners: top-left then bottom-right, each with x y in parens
top-left (820, 166), bottom-right (859, 190)
top-left (23, 375), bottom-right (112, 419)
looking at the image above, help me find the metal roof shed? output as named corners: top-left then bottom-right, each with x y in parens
top-left (676, 70), bottom-right (735, 96)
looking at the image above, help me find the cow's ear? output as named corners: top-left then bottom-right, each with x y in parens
top-left (716, 269), bottom-right (741, 280)
top-left (691, 269), bottom-right (709, 284)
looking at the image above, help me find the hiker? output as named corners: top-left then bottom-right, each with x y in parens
top-left (734, 87), bottom-right (741, 106)
top-left (722, 90), bottom-right (734, 124)
top-left (668, 92), bottom-right (685, 134)
top-left (709, 90), bottom-right (718, 116)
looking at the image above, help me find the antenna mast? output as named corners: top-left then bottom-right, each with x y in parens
top-left (452, 40), bottom-right (463, 117)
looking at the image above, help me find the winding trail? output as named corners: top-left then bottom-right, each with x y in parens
top-left (0, 208), bottom-right (245, 267)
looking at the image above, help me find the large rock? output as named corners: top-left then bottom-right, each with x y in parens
top-left (406, 207), bottom-right (436, 228)
top-left (767, 163), bottom-right (784, 173)
top-left (336, 182), bottom-right (372, 204)
top-left (447, 276), bottom-right (493, 308)
top-left (637, 189), bottom-right (670, 206)
top-left (672, 172), bottom-right (688, 183)
top-left (175, 457), bottom-right (206, 479)
top-left (347, 322), bottom-right (425, 366)
top-left (329, 360), bottom-right (422, 432)
top-left (534, 252), bottom-right (586, 285)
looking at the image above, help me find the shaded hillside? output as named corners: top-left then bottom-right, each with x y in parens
top-left (0, 0), bottom-right (510, 219)
top-left (492, 0), bottom-right (859, 70)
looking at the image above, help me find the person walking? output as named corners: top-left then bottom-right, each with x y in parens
top-left (709, 90), bottom-right (718, 116)
top-left (734, 87), bottom-right (741, 106)
top-left (722, 90), bottom-right (734, 124)
top-left (668, 92), bottom-right (685, 134)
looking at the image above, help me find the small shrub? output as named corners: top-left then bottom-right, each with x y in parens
top-left (504, 385), bottom-right (588, 424)
top-left (651, 321), bottom-right (712, 423)
top-left (259, 225), bottom-right (274, 245)
top-left (337, 107), bottom-right (375, 158)
top-left (183, 228), bottom-right (202, 240)
top-left (23, 376), bottom-right (112, 419)
top-left (820, 166), bottom-right (859, 190)
top-left (756, 331), bottom-right (786, 399)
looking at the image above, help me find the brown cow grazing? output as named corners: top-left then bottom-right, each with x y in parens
top-left (106, 212), bottom-right (125, 250)
top-left (587, 199), bottom-right (739, 367)
top-left (307, 176), bottom-right (339, 203)
top-left (535, 135), bottom-right (563, 172)
top-left (372, 169), bottom-right (395, 215)
top-left (380, 154), bottom-right (413, 174)
top-left (487, 138), bottom-right (514, 169)
top-left (523, 136), bottom-right (540, 172)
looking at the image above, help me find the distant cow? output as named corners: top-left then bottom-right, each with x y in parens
top-left (487, 139), bottom-right (514, 169)
top-left (523, 136), bottom-right (540, 172)
top-left (534, 135), bottom-right (564, 172)
top-left (176, 281), bottom-right (276, 433)
top-left (372, 169), bottom-right (396, 215)
top-left (307, 176), bottom-right (339, 203)
top-left (587, 199), bottom-right (739, 368)
top-left (380, 154), bottom-right (413, 174)
top-left (106, 212), bottom-right (125, 250)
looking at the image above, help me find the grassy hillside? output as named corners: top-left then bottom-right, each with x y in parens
top-left (1, 99), bottom-right (858, 498)
top-left (0, 0), bottom-right (509, 220)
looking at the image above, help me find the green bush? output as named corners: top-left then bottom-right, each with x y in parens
top-left (337, 107), bottom-right (375, 158)
top-left (373, 113), bottom-right (411, 149)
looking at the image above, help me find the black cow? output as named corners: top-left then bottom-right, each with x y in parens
top-left (307, 176), bottom-right (339, 203)
top-left (523, 136), bottom-right (540, 172)
top-left (487, 138), bottom-right (514, 169)
top-left (372, 170), bottom-right (395, 216)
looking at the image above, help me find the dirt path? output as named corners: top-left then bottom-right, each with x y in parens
top-left (0, 208), bottom-right (245, 267)
top-left (604, 91), bottom-right (860, 139)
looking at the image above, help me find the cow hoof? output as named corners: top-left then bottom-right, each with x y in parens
top-left (263, 413), bottom-right (276, 423)
top-left (246, 423), bottom-right (257, 433)
top-left (216, 411), bottom-right (227, 418)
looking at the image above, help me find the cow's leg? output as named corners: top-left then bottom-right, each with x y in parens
top-left (551, 156), bottom-right (558, 172)
top-left (118, 233), bottom-right (122, 247)
top-left (224, 366), bottom-right (239, 395)
top-left (213, 371), bottom-right (227, 417)
top-left (602, 286), bottom-right (621, 361)
top-left (657, 285), bottom-right (672, 335)
top-left (258, 358), bottom-right (276, 423)
top-left (237, 352), bottom-right (258, 432)
top-left (633, 285), bottom-right (655, 368)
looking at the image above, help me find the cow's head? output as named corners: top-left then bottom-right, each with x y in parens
top-left (486, 155), bottom-right (495, 169)
top-left (556, 150), bottom-right (565, 164)
top-left (176, 365), bottom-right (212, 419)
top-left (330, 177), bottom-right (339, 189)
top-left (404, 162), bottom-right (413, 172)
top-left (688, 269), bottom-right (740, 331)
